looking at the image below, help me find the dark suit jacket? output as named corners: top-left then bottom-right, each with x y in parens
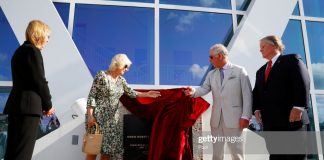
top-left (4, 41), bottom-right (52, 116)
top-left (252, 54), bottom-right (310, 131)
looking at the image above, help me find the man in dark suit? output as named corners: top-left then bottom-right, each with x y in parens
top-left (4, 20), bottom-right (55, 160)
top-left (253, 35), bottom-right (310, 160)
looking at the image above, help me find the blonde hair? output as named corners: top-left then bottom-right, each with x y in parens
top-left (210, 44), bottom-right (228, 56)
top-left (25, 20), bottom-right (51, 49)
top-left (260, 35), bottom-right (285, 53)
top-left (108, 53), bottom-right (132, 71)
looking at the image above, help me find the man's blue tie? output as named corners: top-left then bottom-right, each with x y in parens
top-left (220, 68), bottom-right (224, 84)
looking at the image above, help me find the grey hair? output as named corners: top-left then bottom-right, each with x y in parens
top-left (108, 53), bottom-right (132, 71)
top-left (210, 44), bottom-right (228, 56)
top-left (260, 35), bottom-right (285, 53)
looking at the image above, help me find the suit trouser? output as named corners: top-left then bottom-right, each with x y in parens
top-left (264, 125), bottom-right (307, 160)
top-left (211, 112), bottom-right (243, 160)
top-left (5, 115), bottom-right (40, 160)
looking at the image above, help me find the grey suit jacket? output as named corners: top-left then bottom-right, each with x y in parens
top-left (193, 63), bottom-right (252, 128)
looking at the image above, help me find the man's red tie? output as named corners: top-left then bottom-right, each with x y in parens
top-left (265, 60), bottom-right (272, 81)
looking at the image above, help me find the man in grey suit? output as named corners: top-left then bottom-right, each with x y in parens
top-left (184, 44), bottom-right (252, 160)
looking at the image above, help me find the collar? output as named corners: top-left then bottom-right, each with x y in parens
top-left (221, 62), bottom-right (231, 70)
top-left (269, 53), bottom-right (281, 65)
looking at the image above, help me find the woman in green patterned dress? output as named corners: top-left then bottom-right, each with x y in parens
top-left (85, 54), bottom-right (160, 160)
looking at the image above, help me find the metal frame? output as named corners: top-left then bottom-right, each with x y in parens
top-left (2, 0), bottom-right (324, 158)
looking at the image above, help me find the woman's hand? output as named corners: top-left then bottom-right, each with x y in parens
top-left (146, 91), bottom-right (161, 98)
top-left (43, 107), bottom-right (55, 117)
top-left (87, 115), bottom-right (96, 128)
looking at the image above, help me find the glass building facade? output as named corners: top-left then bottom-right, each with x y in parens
top-left (1, 0), bottom-right (324, 159)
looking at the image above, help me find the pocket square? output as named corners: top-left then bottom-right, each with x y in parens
top-left (228, 76), bottom-right (237, 80)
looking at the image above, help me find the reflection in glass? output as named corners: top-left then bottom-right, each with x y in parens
top-left (303, 0), bottom-right (324, 18)
top-left (160, 10), bottom-right (233, 85)
top-left (292, 3), bottom-right (300, 16)
top-left (316, 95), bottom-right (324, 131)
top-left (0, 87), bottom-right (11, 113)
top-left (160, 0), bottom-right (231, 9)
top-left (236, 0), bottom-right (251, 11)
top-left (308, 95), bottom-right (316, 131)
top-left (53, 2), bottom-right (70, 28)
top-left (0, 7), bottom-right (19, 81)
top-left (306, 21), bottom-right (324, 90)
top-left (307, 95), bottom-right (319, 160)
top-left (282, 20), bottom-right (306, 63)
top-left (73, 4), bottom-right (154, 84)
top-left (0, 93), bottom-right (8, 113)
top-left (108, 0), bottom-right (153, 3)
top-left (237, 15), bottom-right (243, 26)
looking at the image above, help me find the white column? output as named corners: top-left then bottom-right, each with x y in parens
top-left (227, 0), bottom-right (297, 85)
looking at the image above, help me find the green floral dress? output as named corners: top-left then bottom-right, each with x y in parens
top-left (86, 71), bottom-right (137, 159)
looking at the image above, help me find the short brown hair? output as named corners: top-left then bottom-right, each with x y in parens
top-left (260, 35), bottom-right (285, 53)
top-left (25, 20), bottom-right (51, 49)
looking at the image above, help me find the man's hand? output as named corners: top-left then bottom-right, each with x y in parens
top-left (43, 107), bottom-right (55, 117)
top-left (239, 118), bottom-right (249, 129)
top-left (289, 108), bottom-right (302, 122)
top-left (183, 87), bottom-right (194, 96)
top-left (255, 110), bottom-right (262, 123)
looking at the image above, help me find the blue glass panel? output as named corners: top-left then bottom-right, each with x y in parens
top-left (237, 15), bottom-right (243, 25)
top-left (0, 7), bottom-right (19, 81)
top-left (0, 87), bottom-right (11, 113)
top-left (306, 95), bottom-right (319, 160)
top-left (303, 0), bottom-right (324, 18)
top-left (308, 95), bottom-right (316, 131)
top-left (282, 20), bottom-right (306, 63)
top-left (53, 2), bottom-right (70, 28)
top-left (73, 4), bottom-right (154, 84)
top-left (316, 95), bottom-right (324, 131)
top-left (292, 3), bottom-right (300, 16)
top-left (306, 21), bottom-right (324, 90)
top-left (160, 0), bottom-right (231, 9)
top-left (236, 0), bottom-right (251, 11)
top-left (160, 10), bottom-right (233, 85)
top-left (111, 0), bottom-right (153, 3)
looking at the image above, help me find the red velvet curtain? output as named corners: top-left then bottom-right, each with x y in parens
top-left (120, 88), bottom-right (210, 160)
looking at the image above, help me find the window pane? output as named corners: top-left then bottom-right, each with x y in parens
top-left (305, 95), bottom-right (319, 160)
top-left (237, 14), bottom-right (243, 25)
top-left (316, 95), bottom-right (324, 131)
top-left (73, 4), bottom-right (154, 84)
top-left (160, 0), bottom-right (231, 9)
top-left (236, 0), bottom-right (251, 11)
top-left (308, 95), bottom-right (316, 131)
top-left (303, 0), bottom-right (324, 18)
top-left (0, 87), bottom-right (11, 113)
top-left (282, 20), bottom-right (306, 63)
top-left (160, 10), bottom-right (233, 85)
top-left (108, 0), bottom-right (153, 3)
top-left (53, 2), bottom-right (70, 28)
top-left (0, 7), bottom-right (19, 81)
top-left (306, 21), bottom-right (324, 90)
top-left (292, 3), bottom-right (300, 16)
